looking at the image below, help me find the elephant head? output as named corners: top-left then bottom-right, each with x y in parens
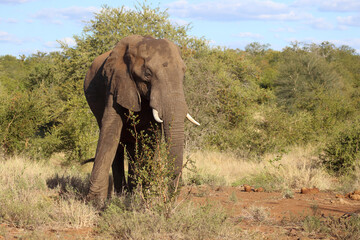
top-left (84, 35), bottom-right (199, 200)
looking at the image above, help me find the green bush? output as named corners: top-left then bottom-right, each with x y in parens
top-left (320, 120), bottom-right (360, 175)
top-left (0, 3), bottom-right (207, 162)
top-left (1, 4), bottom-right (360, 161)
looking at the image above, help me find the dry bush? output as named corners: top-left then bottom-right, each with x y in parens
top-left (242, 205), bottom-right (271, 223)
top-left (98, 198), bottom-right (241, 239)
top-left (303, 215), bottom-right (360, 239)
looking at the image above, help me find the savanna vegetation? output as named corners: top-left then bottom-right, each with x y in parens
top-left (1, 2), bottom-right (360, 239)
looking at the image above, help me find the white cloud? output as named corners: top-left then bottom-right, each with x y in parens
top-left (167, 0), bottom-right (297, 21)
top-left (32, 6), bottom-right (99, 24)
top-left (43, 41), bottom-right (55, 48)
top-left (5, 18), bottom-right (18, 23)
top-left (293, 0), bottom-right (360, 12)
top-left (319, 0), bottom-right (360, 12)
top-left (0, 0), bottom-right (32, 4)
top-left (168, 0), bottom-right (339, 33)
top-left (337, 15), bottom-right (360, 27)
top-left (308, 17), bottom-right (334, 30)
top-left (331, 38), bottom-right (360, 46)
top-left (44, 37), bottom-right (76, 49)
top-left (170, 18), bottom-right (189, 27)
top-left (0, 31), bottom-right (21, 44)
top-left (61, 37), bottom-right (76, 47)
top-left (271, 27), bottom-right (296, 33)
top-left (258, 11), bottom-right (312, 21)
top-left (236, 32), bottom-right (263, 39)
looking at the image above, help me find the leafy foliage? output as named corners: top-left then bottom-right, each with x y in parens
top-left (0, 3), bottom-right (360, 175)
top-left (320, 119), bottom-right (360, 175)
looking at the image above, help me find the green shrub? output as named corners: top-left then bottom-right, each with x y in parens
top-left (128, 122), bottom-right (178, 212)
top-left (320, 120), bottom-right (360, 175)
top-left (1, 5), bottom-right (360, 162)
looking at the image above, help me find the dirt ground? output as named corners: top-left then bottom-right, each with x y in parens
top-left (180, 185), bottom-right (360, 239)
top-left (181, 185), bottom-right (360, 219)
top-left (1, 186), bottom-right (360, 239)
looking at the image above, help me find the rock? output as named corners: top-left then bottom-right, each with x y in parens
top-left (353, 189), bottom-right (360, 195)
top-left (243, 184), bottom-right (252, 192)
top-left (344, 190), bottom-right (360, 200)
top-left (335, 194), bottom-right (344, 198)
top-left (300, 187), bottom-right (319, 194)
top-left (349, 194), bottom-right (360, 200)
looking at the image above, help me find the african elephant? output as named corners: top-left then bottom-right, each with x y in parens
top-left (84, 35), bottom-right (199, 201)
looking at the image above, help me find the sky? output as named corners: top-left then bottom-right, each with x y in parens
top-left (0, 0), bottom-right (360, 56)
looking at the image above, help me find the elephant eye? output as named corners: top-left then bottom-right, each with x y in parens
top-left (144, 68), bottom-right (152, 79)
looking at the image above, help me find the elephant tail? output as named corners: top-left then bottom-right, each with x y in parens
top-left (81, 157), bottom-right (95, 165)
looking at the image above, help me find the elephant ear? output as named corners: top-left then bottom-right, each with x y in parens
top-left (103, 36), bottom-right (143, 112)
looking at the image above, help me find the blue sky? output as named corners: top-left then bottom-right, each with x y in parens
top-left (1, 0), bottom-right (360, 56)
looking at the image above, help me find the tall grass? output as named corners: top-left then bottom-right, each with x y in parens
top-left (184, 146), bottom-right (334, 190)
top-left (0, 155), bottom-right (97, 229)
top-left (0, 154), bottom-right (243, 239)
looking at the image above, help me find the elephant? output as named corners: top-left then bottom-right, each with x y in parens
top-left (84, 35), bottom-right (199, 201)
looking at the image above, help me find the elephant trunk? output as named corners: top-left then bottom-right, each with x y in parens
top-left (162, 93), bottom-right (187, 185)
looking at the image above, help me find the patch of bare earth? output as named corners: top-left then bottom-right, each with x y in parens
top-left (0, 224), bottom-right (95, 239)
top-left (179, 185), bottom-right (360, 239)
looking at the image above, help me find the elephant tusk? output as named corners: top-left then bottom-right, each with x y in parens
top-left (152, 109), bottom-right (163, 123)
top-left (186, 113), bottom-right (200, 126)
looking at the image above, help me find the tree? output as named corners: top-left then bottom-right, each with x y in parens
top-left (51, 3), bottom-right (207, 162)
top-left (275, 45), bottom-right (340, 112)
top-left (245, 42), bottom-right (271, 56)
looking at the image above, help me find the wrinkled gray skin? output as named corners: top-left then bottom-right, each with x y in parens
top-left (84, 35), bottom-right (188, 200)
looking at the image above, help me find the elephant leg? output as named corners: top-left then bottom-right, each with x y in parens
top-left (88, 96), bottom-right (123, 201)
top-left (112, 145), bottom-right (126, 195)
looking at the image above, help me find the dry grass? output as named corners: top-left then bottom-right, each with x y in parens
top-left (0, 148), bottom-right (347, 239)
top-left (0, 155), bottom-right (97, 230)
top-left (0, 154), bottom-right (243, 239)
top-left (263, 146), bottom-right (334, 190)
top-left (184, 146), bottom-right (335, 190)
top-left (183, 150), bottom-right (263, 185)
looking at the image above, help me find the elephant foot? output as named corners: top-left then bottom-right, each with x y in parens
top-left (86, 192), bottom-right (107, 210)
